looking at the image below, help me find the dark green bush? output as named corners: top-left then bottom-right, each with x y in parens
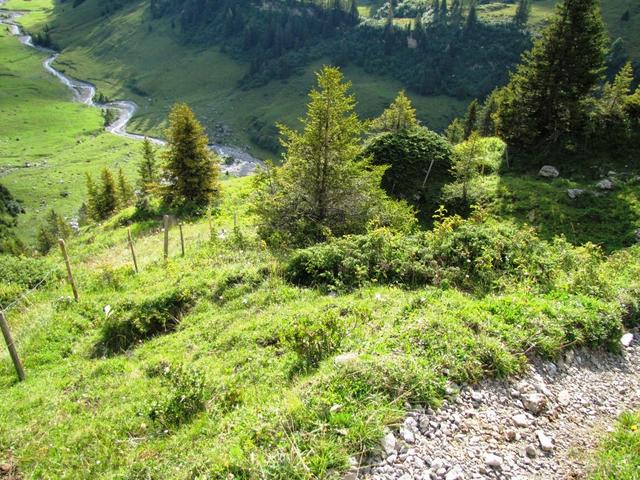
top-left (148, 363), bottom-right (206, 427)
top-left (95, 286), bottom-right (198, 355)
top-left (286, 212), bottom-right (564, 293)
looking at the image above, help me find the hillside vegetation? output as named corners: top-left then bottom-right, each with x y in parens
top-left (0, 10), bottom-right (141, 242)
top-left (1, 0), bottom-right (640, 478)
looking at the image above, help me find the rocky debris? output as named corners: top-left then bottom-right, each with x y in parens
top-left (334, 352), bottom-right (359, 366)
top-left (357, 329), bottom-right (640, 480)
top-left (538, 165), bottom-right (560, 178)
top-left (596, 178), bottom-right (614, 190)
top-left (566, 188), bottom-right (586, 199)
top-left (536, 430), bottom-right (554, 452)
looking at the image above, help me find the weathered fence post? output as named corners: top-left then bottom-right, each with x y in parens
top-left (179, 223), bottom-right (185, 257)
top-left (0, 311), bottom-right (25, 382)
top-left (127, 228), bottom-right (139, 273)
top-left (163, 215), bottom-right (170, 261)
top-left (59, 239), bottom-right (79, 302)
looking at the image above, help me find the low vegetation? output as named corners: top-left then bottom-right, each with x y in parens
top-left (592, 411), bottom-right (640, 479)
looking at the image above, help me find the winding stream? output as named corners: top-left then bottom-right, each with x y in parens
top-left (0, 5), bottom-right (262, 176)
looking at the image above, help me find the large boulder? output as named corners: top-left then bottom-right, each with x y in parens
top-left (538, 165), bottom-right (559, 178)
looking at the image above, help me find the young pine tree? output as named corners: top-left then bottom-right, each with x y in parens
top-left (117, 168), bottom-right (134, 207)
top-left (465, 0), bottom-right (478, 30)
top-left (161, 103), bottom-right (221, 212)
top-left (138, 137), bottom-right (159, 196)
top-left (254, 66), bottom-right (415, 246)
top-left (36, 209), bottom-right (73, 254)
top-left (495, 0), bottom-right (608, 152)
top-left (450, 132), bottom-right (483, 205)
top-left (96, 168), bottom-right (119, 220)
top-left (85, 173), bottom-right (98, 221)
top-left (463, 99), bottom-right (479, 139)
top-left (514, 0), bottom-right (531, 27)
top-left (372, 90), bottom-right (419, 133)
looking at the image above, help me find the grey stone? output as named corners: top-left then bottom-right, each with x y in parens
top-left (621, 333), bottom-right (634, 347)
top-left (539, 165), bottom-right (560, 178)
top-left (596, 179), bottom-right (614, 190)
top-left (522, 393), bottom-right (547, 415)
top-left (484, 453), bottom-right (503, 469)
top-left (567, 189), bottom-right (586, 199)
top-left (381, 432), bottom-right (397, 455)
top-left (536, 431), bottom-right (554, 452)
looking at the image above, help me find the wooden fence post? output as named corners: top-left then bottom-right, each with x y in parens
top-left (127, 228), bottom-right (139, 273)
top-left (59, 239), bottom-right (79, 302)
top-left (179, 223), bottom-right (185, 257)
top-left (0, 311), bottom-right (25, 382)
top-left (163, 215), bottom-right (170, 261)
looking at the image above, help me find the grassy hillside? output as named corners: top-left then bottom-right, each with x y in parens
top-left (6, 0), bottom-right (468, 159)
top-left (0, 6), bottom-right (141, 243)
top-left (1, 173), bottom-right (639, 478)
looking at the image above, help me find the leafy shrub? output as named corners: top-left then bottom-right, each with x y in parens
top-left (95, 286), bottom-right (198, 355)
top-left (148, 363), bottom-right (206, 427)
top-left (281, 310), bottom-right (346, 371)
top-left (286, 212), bottom-right (567, 293)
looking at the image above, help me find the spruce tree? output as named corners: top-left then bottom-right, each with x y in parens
top-left (161, 103), bottom-right (221, 211)
top-left (117, 168), bottom-right (134, 207)
top-left (450, 0), bottom-right (463, 24)
top-left (254, 66), bottom-right (415, 246)
top-left (36, 209), bottom-right (73, 254)
top-left (465, 0), bottom-right (477, 29)
top-left (463, 99), bottom-right (479, 139)
top-left (440, 0), bottom-right (448, 20)
top-left (514, 0), bottom-right (531, 26)
top-left (97, 168), bottom-right (119, 220)
top-left (495, 0), bottom-right (608, 152)
top-left (372, 90), bottom-right (419, 133)
top-left (138, 137), bottom-right (158, 196)
top-left (85, 173), bottom-right (98, 221)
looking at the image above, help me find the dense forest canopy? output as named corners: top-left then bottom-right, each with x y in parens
top-left (139, 0), bottom-right (531, 99)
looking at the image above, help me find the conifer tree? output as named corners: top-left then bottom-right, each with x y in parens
top-left (465, 0), bottom-right (477, 29)
top-left (514, 0), bottom-right (531, 26)
top-left (372, 90), bottom-right (419, 133)
top-left (440, 0), bottom-right (448, 20)
top-left (85, 173), bottom-right (98, 220)
top-left (117, 168), bottom-right (134, 207)
top-left (479, 91), bottom-right (499, 137)
top-left (495, 0), bottom-right (608, 152)
top-left (138, 138), bottom-right (159, 196)
top-left (254, 66), bottom-right (414, 246)
top-left (463, 99), bottom-right (479, 139)
top-left (96, 168), bottom-right (119, 220)
top-left (431, 0), bottom-right (440, 21)
top-left (36, 209), bottom-right (73, 254)
top-left (450, 132), bottom-right (482, 205)
top-left (161, 103), bottom-right (221, 211)
top-left (450, 0), bottom-right (463, 24)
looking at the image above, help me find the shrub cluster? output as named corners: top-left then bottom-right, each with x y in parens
top-left (285, 211), bottom-right (608, 294)
top-left (0, 255), bottom-right (61, 306)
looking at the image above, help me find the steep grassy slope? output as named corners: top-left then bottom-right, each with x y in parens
top-left (1, 174), bottom-right (640, 478)
top-left (0, 7), bottom-right (141, 243)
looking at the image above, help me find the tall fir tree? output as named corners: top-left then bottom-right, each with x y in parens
top-left (36, 209), bottom-right (73, 254)
top-left (254, 66), bottom-right (414, 246)
top-left (440, 0), bottom-right (448, 21)
top-left (465, 0), bottom-right (477, 30)
top-left (494, 0), bottom-right (608, 152)
top-left (138, 137), bottom-right (158, 196)
top-left (450, 0), bottom-right (463, 24)
top-left (514, 0), bottom-right (531, 26)
top-left (463, 99), bottom-right (479, 139)
top-left (94, 168), bottom-right (119, 221)
top-left (117, 168), bottom-right (134, 207)
top-left (161, 103), bottom-right (221, 211)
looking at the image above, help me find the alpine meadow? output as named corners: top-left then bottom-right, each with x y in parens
top-left (1, 0), bottom-right (640, 479)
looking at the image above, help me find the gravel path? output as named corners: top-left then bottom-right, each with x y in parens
top-left (354, 329), bottom-right (639, 480)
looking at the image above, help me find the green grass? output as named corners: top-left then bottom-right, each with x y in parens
top-left (591, 412), bottom-right (640, 479)
top-left (0, 13), bottom-right (141, 243)
top-left (0, 175), bottom-right (639, 478)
